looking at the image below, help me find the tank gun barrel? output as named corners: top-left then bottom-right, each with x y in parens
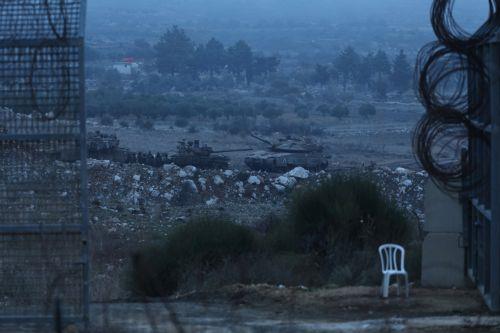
top-left (250, 134), bottom-right (272, 145)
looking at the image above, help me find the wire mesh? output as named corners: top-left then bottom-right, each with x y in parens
top-left (0, 0), bottom-right (87, 323)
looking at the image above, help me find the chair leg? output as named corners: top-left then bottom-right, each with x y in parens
top-left (396, 276), bottom-right (400, 296)
top-left (404, 274), bottom-right (409, 298)
top-left (382, 274), bottom-right (390, 298)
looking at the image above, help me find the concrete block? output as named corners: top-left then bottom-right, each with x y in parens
top-left (424, 180), bottom-right (462, 233)
top-left (421, 232), bottom-right (466, 288)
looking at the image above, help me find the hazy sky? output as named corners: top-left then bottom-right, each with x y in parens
top-left (89, 0), bottom-right (489, 28)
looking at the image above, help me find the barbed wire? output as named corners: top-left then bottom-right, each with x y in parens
top-left (413, 0), bottom-right (498, 192)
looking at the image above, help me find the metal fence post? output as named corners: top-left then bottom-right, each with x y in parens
top-left (489, 30), bottom-right (500, 311)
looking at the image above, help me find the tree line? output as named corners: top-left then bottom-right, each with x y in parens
top-left (154, 26), bottom-right (280, 83)
top-left (312, 47), bottom-right (413, 96)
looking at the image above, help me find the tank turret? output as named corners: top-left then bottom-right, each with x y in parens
top-left (245, 134), bottom-right (328, 172)
top-left (171, 139), bottom-right (252, 169)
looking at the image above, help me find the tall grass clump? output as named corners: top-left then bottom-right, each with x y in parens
top-left (129, 216), bottom-right (257, 297)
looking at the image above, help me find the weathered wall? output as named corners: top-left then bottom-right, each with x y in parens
top-left (421, 180), bottom-right (466, 287)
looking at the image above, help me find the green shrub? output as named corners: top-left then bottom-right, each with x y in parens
top-left (283, 174), bottom-right (414, 285)
top-left (289, 174), bottom-right (412, 255)
top-left (129, 217), bottom-right (257, 296)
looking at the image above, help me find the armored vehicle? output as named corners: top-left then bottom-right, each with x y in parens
top-left (171, 139), bottom-right (251, 169)
top-left (245, 134), bottom-right (328, 172)
top-left (87, 131), bottom-right (121, 160)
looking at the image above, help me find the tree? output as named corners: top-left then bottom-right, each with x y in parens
top-left (312, 64), bottom-right (331, 85)
top-left (355, 52), bottom-right (375, 87)
top-left (334, 46), bottom-right (360, 91)
top-left (391, 50), bottom-right (412, 93)
top-left (155, 26), bottom-right (194, 76)
top-left (373, 78), bottom-right (388, 100)
top-left (358, 103), bottom-right (377, 118)
top-left (204, 38), bottom-right (226, 76)
top-left (253, 55), bottom-right (280, 77)
top-left (373, 50), bottom-right (391, 79)
top-left (190, 44), bottom-right (207, 78)
top-left (227, 40), bottom-right (253, 83)
top-left (129, 39), bottom-right (155, 60)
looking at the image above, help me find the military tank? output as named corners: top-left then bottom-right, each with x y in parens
top-left (245, 134), bottom-right (328, 172)
top-left (170, 139), bottom-right (252, 169)
top-left (87, 131), bottom-right (121, 160)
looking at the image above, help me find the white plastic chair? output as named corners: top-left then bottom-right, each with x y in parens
top-left (378, 244), bottom-right (409, 298)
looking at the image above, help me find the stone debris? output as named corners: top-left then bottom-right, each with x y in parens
top-left (57, 159), bottom-right (428, 230)
top-left (275, 175), bottom-right (297, 188)
top-left (248, 175), bottom-right (261, 185)
top-left (213, 175), bottom-right (225, 185)
top-left (286, 167), bottom-right (310, 179)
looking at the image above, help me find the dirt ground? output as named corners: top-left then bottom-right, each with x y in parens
top-left (3, 285), bottom-right (497, 333)
top-left (88, 286), bottom-right (500, 332)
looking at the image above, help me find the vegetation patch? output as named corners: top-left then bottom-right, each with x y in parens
top-left (129, 175), bottom-right (419, 297)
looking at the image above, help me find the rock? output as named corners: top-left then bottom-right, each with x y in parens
top-left (276, 175), bottom-right (297, 188)
top-left (235, 181), bottom-right (245, 194)
top-left (206, 197), bottom-right (218, 206)
top-left (402, 179), bottom-right (413, 187)
top-left (395, 167), bottom-right (409, 175)
top-left (223, 170), bottom-right (234, 177)
top-left (132, 174), bottom-right (141, 182)
top-left (178, 169), bottom-right (188, 178)
top-left (286, 167), bottom-right (310, 179)
top-left (163, 163), bottom-right (179, 172)
top-left (417, 170), bottom-right (428, 177)
top-left (247, 175), bottom-right (261, 185)
top-left (213, 175), bottom-right (225, 185)
top-left (163, 192), bottom-right (173, 201)
top-left (273, 184), bottom-right (286, 192)
top-left (182, 179), bottom-right (198, 193)
top-left (113, 175), bottom-right (122, 183)
top-left (149, 187), bottom-right (160, 197)
top-left (126, 191), bottom-right (141, 205)
top-left (183, 165), bottom-right (197, 176)
top-left (198, 177), bottom-right (207, 191)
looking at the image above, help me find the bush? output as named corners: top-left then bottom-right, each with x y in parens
top-left (119, 120), bottom-right (129, 128)
top-left (100, 115), bottom-right (114, 126)
top-left (331, 104), bottom-right (349, 119)
top-left (358, 103), bottom-right (377, 118)
top-left (129, 217), bottom-right (257, 296)
top-left (283, 174), bottom-right (414, 285)
top-left (289, 175), bottom-right (412, 256)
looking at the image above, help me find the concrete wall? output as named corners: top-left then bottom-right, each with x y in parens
top-left (421, 180), bottom-right (466, 287)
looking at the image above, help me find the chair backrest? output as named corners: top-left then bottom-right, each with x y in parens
top-left (378, 244), bottom-right (405, 273)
